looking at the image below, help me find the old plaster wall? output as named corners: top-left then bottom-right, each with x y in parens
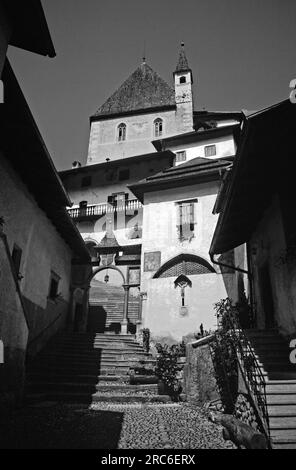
top-left (249, 195), bottom-right (296, 337)
top-left (171, 134), bottom-right (236, 166)
top-left (87, 108), bottom-right (187, 164)
top-left (0, 232), bottom-right (28, 409)
top-left (0, 153), bottom-right (73, 353)
top-left (63, 154), bottom-right (172, 206)
top-left (140, 182), bottom-right (229, 341)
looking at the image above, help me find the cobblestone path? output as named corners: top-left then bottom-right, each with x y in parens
top-left (0, 402), bottom-right (234, 449)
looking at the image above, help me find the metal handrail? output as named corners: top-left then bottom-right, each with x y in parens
top-left (217, 307), bottom-right (270, 438)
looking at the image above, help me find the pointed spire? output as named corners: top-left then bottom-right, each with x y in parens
top-left (175, 42), bottom-right (190, 73)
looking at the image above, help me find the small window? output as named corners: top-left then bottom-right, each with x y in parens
top-left (204, 144), bottom-right (216, 157)
top-left (81, 175), bottom-right (92, 187)
top-left (176, 200), bottom-right (197, 241)
top-left (175, 151), bottom-right (187, 163)
top-left (11, 244), bottom-right (22, 278)
top-left (180, 76), bottom-right (186, 84)
top-left (118, 123), bottom-right (126, 142)
top-left (48, 271), bottom-right (60, 300)
top-left (154, 118), bottom-right (163, 138)
top-left (118, 168), bottom-right (130, 181)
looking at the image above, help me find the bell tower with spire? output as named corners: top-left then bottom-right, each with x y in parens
top-left (173, 43), bottom-right (194, 132)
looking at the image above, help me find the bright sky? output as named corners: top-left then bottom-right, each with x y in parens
top-left (8, 0), bottom-right (296, 170)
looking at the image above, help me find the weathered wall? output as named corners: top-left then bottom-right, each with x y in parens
top-left (140, 182), bottom-right (231, 341)
top-left (170, 134), bottom-right (236, 166)
top-left (249, 195), bottom-right (296, 337)
top-left (0, 152), bottom-right (73, 352)
top-left (63, 154), bottom-right (172, 206)
top-left (87, 108), bottom-right (190, 164)
top-left (184, 339), bottom-right (220, 406)
top-left (0, 231), bottom-right (28, 409)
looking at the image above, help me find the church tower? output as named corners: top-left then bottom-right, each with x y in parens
top-left (173, 43), bottom-right (194, 132)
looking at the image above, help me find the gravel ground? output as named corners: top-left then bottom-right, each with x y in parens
top-left (0, 402), bottom-right (235, 449)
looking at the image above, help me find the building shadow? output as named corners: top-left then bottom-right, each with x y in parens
top-left (87, 305), bottom-right (107, 333)
top-left (0, 404), bottom-right (124, 449)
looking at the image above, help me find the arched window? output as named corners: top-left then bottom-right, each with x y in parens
top-left (154, 118), bottom-right (163, 138)
top-left (179, 76), bottom-right (186, 84)
top-left (153, 254), bottom-right (215, 279)
top-left (118, 123), bottom-right (126, 142)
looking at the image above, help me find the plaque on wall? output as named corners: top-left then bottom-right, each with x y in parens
top-left (128, 267), bottom-right (141, 285)
top-left (144, 251), bottom-right (161, 272)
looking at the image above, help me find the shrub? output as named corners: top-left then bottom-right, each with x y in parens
top-left (155, 343), bottom-right (183, 399)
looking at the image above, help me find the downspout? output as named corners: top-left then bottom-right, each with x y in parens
top-left (210, 252), bottom-right (250, 278)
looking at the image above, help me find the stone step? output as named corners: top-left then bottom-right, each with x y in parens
top-left (27, 373), bottom-right (159, 384)
top-left (26, 392), bottom-right (171, 404)
top-left (259, 371), bottom-right (296, 380)
top-left (38, 350), bottom-right (149, 359)
top-left (266, 394), bottom-right (296, 405)
top-left (266, 381), bottom-right (296, 393)
top-left (272, 441), bottom-right (296, 449)
top-left (245, 329), bottom-right (279, 337)
top-left (269, 416), bottom-right (296, 429)
top-left (268, 404), bottom-right (296, 416)
top-left (270, 428), bottom-right (296, 440)
top-left (27, 382), bottom-right (160, 394)
top-left (248, 337), bottom-right (287, 346)
top-left (28, 365), bottom-right (132, 375)
top-left (56, 333), bottom-right (136, 339)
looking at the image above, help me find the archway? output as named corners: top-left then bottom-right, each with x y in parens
top-left (87, 266), bottom-right (131, 334)
top-left (153, 253), bottom-right (216, 278)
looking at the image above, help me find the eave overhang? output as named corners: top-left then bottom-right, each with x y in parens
top-left (129, 159), bottom-right (232, 203)
top-left (152, 124), bottom-right (239, 152)
top-left (3, 0), bottom-right (56, 57)
top-left (90, 104), bottom-right (176, 123)
top-left (210, 99), bottom-right (294, 256)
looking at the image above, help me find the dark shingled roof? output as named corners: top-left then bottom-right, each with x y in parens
top-left (129, 157), bottom-right (232, 202)
top-left (97, 231), bottom-right (120, 249)
top-left (93, 62), bottom-right (176, 118)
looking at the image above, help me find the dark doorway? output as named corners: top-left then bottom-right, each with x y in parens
top-left (258, 263), bottom-right (276, 328)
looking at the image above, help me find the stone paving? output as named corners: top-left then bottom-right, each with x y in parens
top-left (0, 401), bottom-right (235, 449)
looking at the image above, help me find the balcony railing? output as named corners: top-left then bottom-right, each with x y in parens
top-left (68, 199), bottom-right (142, 219)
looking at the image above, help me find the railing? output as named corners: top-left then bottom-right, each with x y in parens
top-left (68, 199), bottom-right (142, 219)
top-left (217, 306), bottom-right (270, 439)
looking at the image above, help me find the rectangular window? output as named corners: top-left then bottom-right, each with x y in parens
top-left (204, 144), bottom-right (216, 157)
top-left (48, 271), bottom-right (60, 300)
top-left (81, 175), bottom-right (92, 187)
top-left (175, 151), bottom-right (187, 164)
top-left (176, 200), bottom-right (197, 241)
top-left (11, 244), bottom-right (22, 278)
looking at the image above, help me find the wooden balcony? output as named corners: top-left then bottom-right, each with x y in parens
top-left (68, 199), bottom-right (143, 220)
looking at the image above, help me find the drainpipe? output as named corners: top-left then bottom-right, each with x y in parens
top-left (210, 249), bottom-right (256, 326)
top-left (210, 252), bottom-right (250, 277)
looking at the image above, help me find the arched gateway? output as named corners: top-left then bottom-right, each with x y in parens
top-left (87, 265), bottom-right (139, 334)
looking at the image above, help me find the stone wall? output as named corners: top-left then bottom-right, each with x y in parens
top-left (184, 336), bottom-right (262, 432)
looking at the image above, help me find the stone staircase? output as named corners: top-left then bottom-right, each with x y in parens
top-left (88, 282), bottom-right (139, 333)
top-left (26, 332), bottom-right (169, 404)
top-left (245, 329), bottom-right (296, 449)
